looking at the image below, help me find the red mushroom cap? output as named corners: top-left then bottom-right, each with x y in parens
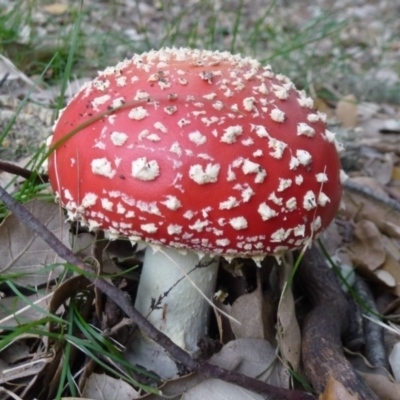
top-left (47, 48), bottom-right (342, 259)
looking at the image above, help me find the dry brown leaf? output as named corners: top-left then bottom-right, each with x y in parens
top-left (138, 373), bottom-right (203, 400)
top-left (374, 269), bottom-right (396, 287)
top-left (0, 289), bottom-right (52, 325)
top-left (358, 135), bottom-right (400, 156)
top-left (0, 336), bottom-right (53, 385)
top-left (0, 199), bottom-right (68, 287)
top-left (389, 342), bottom-right (400, 382)
top-left (381, 235), bottom-right (400, 261)
top-left (276, 255), bottom-right (301, 372)
top-left (363, 152), bottom-right (394, 186)
top-left (230, 271), bottom-right (273, 341)
top-left (82, 373), bottom-right (139, 400)
top-left (0, 355), bottom-right (48, 385)
top-left (391, 166), bottom-right (400, 181)
top-left (71, 232), bottom-right (120, 275)
top-left (342, 182), bottom-right (400, 240)
top-left (376, 253), bottom-right (400, 293)
top-left (230, 289), bottom-right (265, 339)
top-left (47, 276), bottom-right (91, 324)
top-left (347, 220), bottom-right (385, 271)
top-left (359, 371), bottom-right (400, 400)
top-left (0, 54), bottom-right (34, 86)
top-left (209, 338), bottom-right (287, 387)
top-left (182, 379), bottom-right (264, 400)
top-left (319, 376), bottom-right (359, 400)
top-left (42, 3), bottom-right (68, 15)
top-left (213, 300), bottom-right (235, 344)
top-left (336, 94), bottom-right (358, 128)
top-left (313, 97), bottom-right (333, 118)
top-left (357, 102), bottom-right (380, 122)
top-left (347, 176), bottom-right (387, 196)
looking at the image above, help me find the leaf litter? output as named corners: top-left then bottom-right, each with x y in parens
top-left (1, 0), bottom-right (400, 399)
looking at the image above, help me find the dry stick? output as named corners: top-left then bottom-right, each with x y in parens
top-left (297, 245), bottom-right (378, 400)
top-left (0, 185), bottom-right (315, 400)
top-left (0, 160), bottom-right (48, 183)
top-left (343, 178), bottom-right (400, 213)
top-left (352, 277), bottom-right (389, 370)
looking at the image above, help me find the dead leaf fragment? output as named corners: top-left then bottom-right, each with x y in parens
top-left (209, 338), bottom-right (286, 387)
top-left (276, 255), bottom-right (301, 372)
top-left (348, 220), bottom-right (385, 271)
top-left (319, 376), bottom-right (359, 399)
top-left (230, 271), bottom-right (273, 342)
top-left (0, 54), bottom-right (34, 86)
top-left (313, 97), bottom-right (333, 118)
top-left (42, 3), bottom-right (68, 15)
top-left (336, 94), bottom-right (358, 128)
top-left (364, 152), bottom-right (394, 186)
top-left (389, 343), bottom-right (400, 382)
top-left (392, 166), bottom-right (400, 181)
top-left (0, 199), bottom-right (69, 287)
top-left (0, 289), bottom-right (52, 325)
top-left (374, 269), bottom-right (396, 287)
top-left (82, 373), bottom-right (139, 400)
top-left (182, 379), bottom-right (264, 400)
top-left (359, 371), bottom-right (400, 400)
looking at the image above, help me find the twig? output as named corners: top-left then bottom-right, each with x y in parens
top-left (352, 277), bottom-right (389, 369)
top-left (297, 245), bottom-right (378, 400)
top-left (0, 73), bottom-right (10, 88)
top-left (0, 185), bottom-right (316, 400)
top-left (344, 179), bottom-right (400, 213)
top-left (0, 160), bottom-right (48, 183)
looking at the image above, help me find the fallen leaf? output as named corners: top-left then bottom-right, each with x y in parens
top-left (336, 94), bottom-right (358, 128)
top-left (276, 255), bottom-right (301, 372)
top-left (382, 235), bottom-right (400, 261)
top-left (359, 371), bottom-right (400, 400)
top-left (357, 102), bottom-right (380, 122)
top-left (47, 276), bottom-right (92, 325)
top-left (0, 54), bottom-right (34, 86)
top-left (182, 379), bottom-right (264, 400)
top-left (0, 336), bottom-right (53, 385)
top-left (82, 373), bottom-right (139, 400)
top-left (389, 342), bottom-right (400, 382)
top-left (0, 288), bottom-right (52, 325)
top-left (319, 376), bottom-right (358, 399)
top-left (342, 180), bottom-right (400, 240)
top-left (313, 97), bottom-right (333, 118)
top-left (230, 271), bottom-right (272, 341)
top-left (379, 119), bottom-right (400, 133)
top-left (379, 253), bottom-right (400, 296)
top-left (392, 166), bottom-right (400, 181)
top-left (374, 269), bottom-right (396, 287)
top-left (209, 338), bottom-right (287, 387)
top-left (363, 152), bottom-right (394, 185)
top-left (346, 176), bottom-right (387, 196)
top-left (138, 373), bottom-right (203, 400)
top-left (42, 3), bottom-right (68, 15)
top-left (0, 199), bottom-right (69, 287)
top-left (348, 220), bottom-right (385, 271)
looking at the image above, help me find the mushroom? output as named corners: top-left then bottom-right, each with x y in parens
top-left (47, 48), bottom-right (342, 378)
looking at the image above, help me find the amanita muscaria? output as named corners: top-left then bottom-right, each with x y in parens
top-left (47, 47), bottom-right (343, 377)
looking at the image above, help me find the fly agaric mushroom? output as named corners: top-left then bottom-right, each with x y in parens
top-left (47, 48), bottom-right (342, 378)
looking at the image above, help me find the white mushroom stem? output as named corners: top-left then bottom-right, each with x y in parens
top-left (127, 246), bottom-right (219, 378)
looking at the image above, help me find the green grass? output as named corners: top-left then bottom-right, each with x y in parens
top-left (0, 0), bottom-right (399, 397)
top-left (0, 0), bottom-right (348, 90)
top-left (2, 1), bottom-right (398, 100)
